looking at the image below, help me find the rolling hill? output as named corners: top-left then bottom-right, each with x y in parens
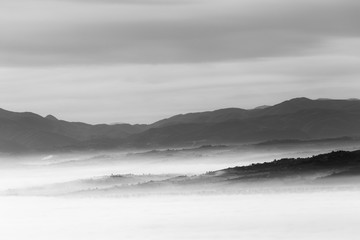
top-left (150, 97), bottom-right (360, 127)
top-left (7, 150), bottom-right (360, 197)
top-left (1, 97), bottom-right (360, 152)
top-left (0, 108), bottom-right (147, 152)
top-left (129, 98), bottom-right (360, 147)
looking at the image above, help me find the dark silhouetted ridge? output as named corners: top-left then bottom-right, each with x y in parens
top-left (45, 115), bottom-right (58, 121)
top-left (2, 97), bottom-right (360, 152)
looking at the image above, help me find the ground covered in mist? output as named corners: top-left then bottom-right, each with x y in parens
top-left (2, 143), bottom-right (360, 239)
top-left (3, 144), bottom-right (360, 197)
top-left (1, 192), bottom-right (360, 240)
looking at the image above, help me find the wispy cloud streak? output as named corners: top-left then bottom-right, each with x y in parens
top-left (1, 0), bottom-right (359, 66)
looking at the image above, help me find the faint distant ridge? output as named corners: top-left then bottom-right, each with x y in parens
top-left (254, 105), bottom-right (270, 110)
top-left (1, 97), bottom-right (360, 152)
top-left (255, 136), bottom-right (357, 146)
top-left (45, 115), bottom-right (58, 121)
top-left (317, 98), bottom-right (360, 101)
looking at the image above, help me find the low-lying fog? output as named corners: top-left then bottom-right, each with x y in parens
top-left (1, 143), bottom-right (360, 239)
top-left (0, 149), bottom-right (289, 190)
top-left (1, 143), bottom-right (358, 191)
top-left (1, 193), bottom-right (360, 240)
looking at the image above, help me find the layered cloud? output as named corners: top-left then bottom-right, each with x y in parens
top-left (1, 49), bottom-right (360, 124)
top-left (1, 0), bottom-right (359, 65)
top-left (1, 0), bottom-right (360, 123)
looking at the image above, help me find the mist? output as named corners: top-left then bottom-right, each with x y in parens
top-left (2, 141), bottom-right (358, 192)
top-left (0, 140), bottom-right (359, 240)
top-left (2, 0), bottom-right (360, 238)
top-left (1, 193), bottom-right (360, 240)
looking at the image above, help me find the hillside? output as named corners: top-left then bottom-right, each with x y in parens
top-left (7, 150), bottom-right (360, 197)
top-left (150, 98), bottom-right (360, 128)
top-left (81, 150), bottom-right (360, 195)
top-left (2, 97), bottom-right (360, 152)
top-left (0, 108), bottom-right (147, 152)
top-left (208, 150), bottom-right (360, 182)
top-left (129, 108), bottom-right (360, 147)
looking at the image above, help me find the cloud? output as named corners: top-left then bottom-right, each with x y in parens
top-left (56, 0), bottom-right (196, 5)
top-left (1, 0), bottom-right (360, 124)
top-left (1, 46), bottom-right (360, 124)
top-left (1, 0), bottom-right (360, 66)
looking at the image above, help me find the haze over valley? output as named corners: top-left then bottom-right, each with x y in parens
top-left (1, 98), bottom-right (360, 240)
top-left (2, 0), bottom-right (360, 238)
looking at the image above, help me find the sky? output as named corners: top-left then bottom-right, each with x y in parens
top-left (1, 0), bottom-right (360, 124)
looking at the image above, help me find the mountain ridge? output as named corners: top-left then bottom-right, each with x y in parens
top-left (1, 97), bottom-right (360, 152)
top-left (150, 97), bottom-right (360, 128)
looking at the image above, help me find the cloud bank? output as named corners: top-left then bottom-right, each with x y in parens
top-left (1, 0), bottom-right (359, 65)
top-left (0, 0), bottom-right (359, 123)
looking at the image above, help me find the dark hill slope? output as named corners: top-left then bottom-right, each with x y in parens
top-left (151, 108), bottom-right (249, 128)
top-left (0, 108), bottom-right (147, 152)
top-left (2, 98), bottom-right (360, 152)
top-left (129, 108), bottom-right (360, 147)
top-left (151, 98), bottom-right (360, 128)
top-left (71, 150), bottom-right (360, 196)
top-left (211, 150), bottom-right (360, 182)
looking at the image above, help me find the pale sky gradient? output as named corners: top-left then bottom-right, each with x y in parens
top-left (1, 0), bottom-right (360, 124)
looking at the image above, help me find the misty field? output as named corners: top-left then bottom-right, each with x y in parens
top-left (1, 147), bottom-right (360, 240)
top-left (1, 192), bottom-right (360, 240)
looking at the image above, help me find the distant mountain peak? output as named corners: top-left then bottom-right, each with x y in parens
top-left (286, 97), bottom-right (312, 102)
top-left (254, 105), bottom-right (270, 110)
top-left (45, 114), bottom-right (58, 121)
